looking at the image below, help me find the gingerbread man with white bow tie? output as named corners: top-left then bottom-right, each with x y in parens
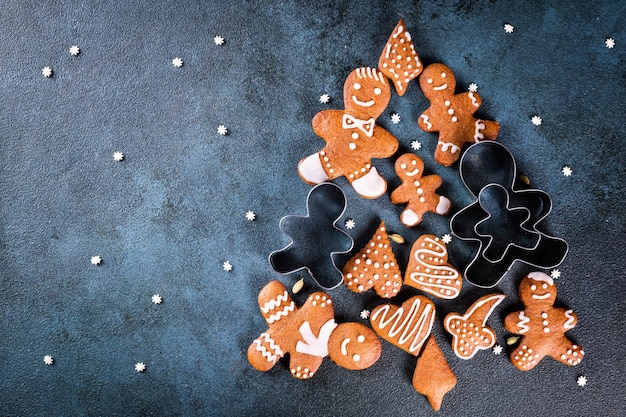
top-left (298, 67), bottom-right (399, 199)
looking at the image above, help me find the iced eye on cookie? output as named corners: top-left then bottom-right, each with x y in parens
top-left (427, 78), bottom-right (433, 84)
top-left (357, 334), bottom-right (365, 343)
top-left (374, 87), bottom-right (382, 95)
top-left (354, 82), bottom-right (361, 90)
top-left (441, 72), bottom-right (446, 78)
top-left (401, 163), bottom-right (407, 169)
top-left (531, 285), bottom-right (537, 291)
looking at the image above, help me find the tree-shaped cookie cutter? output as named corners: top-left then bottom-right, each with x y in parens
top-left (450, 141), bottom-right (568, 288)
top-left (269, 182), bottom-right (354, 290)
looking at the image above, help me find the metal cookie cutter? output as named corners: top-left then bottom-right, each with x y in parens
top-left (450, 141), bottom-right (568, 288)
top-left (269, 182), bottom-right (354, 290)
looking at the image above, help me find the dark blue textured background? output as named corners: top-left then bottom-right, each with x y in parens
top-left (1, 1), bottom-right (624, 416)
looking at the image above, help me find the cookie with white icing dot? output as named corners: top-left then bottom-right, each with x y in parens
top-left (378, 19), bottom-right (423, 96)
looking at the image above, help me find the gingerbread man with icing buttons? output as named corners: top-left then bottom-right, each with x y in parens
top-left (390, 153), bottom-right (451, 227)
top-left (418, 63), bottom-right (500, 167)
top-left (248, 281), bottom-right (382, 379)
top-left (298, 67), bottom-right (399, 199)
top-left (504, 272), bottom-right (584, 371)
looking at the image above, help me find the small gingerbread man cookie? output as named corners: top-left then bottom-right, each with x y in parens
top-left (504, 272), bottom-right (584, 371)
top-left (390, 153), bottom-right (451, 227)
top-left (248, 281), bottom-right (382, 379)
top-left (298, 67), bottom-right (399, 199)
top-left (418, 63), bottom-right (500, 166)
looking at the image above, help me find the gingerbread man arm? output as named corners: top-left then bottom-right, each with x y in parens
top-left (369, 126), bottom-right (399, 158)
top-left (504, 310), bottom-right (527, 334)
top-left (418, 107), bottom-right (438, 132)
top-left (312, 110), bottom-right (344, 142)
top-left (390, 183), bottom-right (410, 204)
top-left (459, 91), bottom-right (482, 112)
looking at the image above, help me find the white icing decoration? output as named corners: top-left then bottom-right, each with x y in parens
top-left (436, 196), bottom-right (451, 214)
top-left (564, 309), bottom-right (576, 329)
top-left (433, 83), bottom-right (447, 91)
top-left (351, 166), bottom-right (386, 198)
top-left (351, 96), bottom-right (375, 107)
top-left (474, 119), bottom-right (486, 141)
top-left (438, 141), bottom-right (461, 154)
top-left (341, 338), bottom-right (350, 355)
top-left (254, 332), bottom-right (284, 363)
top-left (298, 153), bottom-right (329, 184)
top-left (401, 209), bottom-right (420, 227)
top-left (528, 271), bottom-right (554, 286)
top-left (517, 311), bottom-right (530, 334)
top-left (468, 92), bottom-right (479, 107)
top-left (295, 319), bottom-right (338, 357)
top-left (531, 293), bottom-right (551, 300)
top-left (371, 298), bottom-right (434, 353)
top-left (342, 114), bottom-right (375, 137)
top-left (405, 168), bottom-right (420, 177)
top-left (408, 237), bottom-right (460, 299)
top-left (420, 114), bottom-right (432, 129)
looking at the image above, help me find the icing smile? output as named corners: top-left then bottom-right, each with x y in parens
top-left (531, 292), bottom-right (551, 300)
top-left (433, 83), bottom-right (447, 91)
top-left (405, 169), bottom-right (420, 176)
top-left (341, 338), bottom-right (351, 355)
top-left (352, 96), bottom-right (375, 107)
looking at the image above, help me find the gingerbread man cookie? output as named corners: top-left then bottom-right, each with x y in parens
top-left (504, 272), bottom-right (584, 371)
top-left (378, 19), bottom-right (422, 96)
top-left (298, 67), bottom-right (399, 199)
top-left (390, 153), bottom-right (451, 227)
top-left (248, 281), bottom-right (382, 379)
top-left (418, 63), bottom-right (500, 166)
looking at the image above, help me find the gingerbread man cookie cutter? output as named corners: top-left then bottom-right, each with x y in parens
top-left (450, 141), bottom-right (568, 288)
top-left (269, 183), bottom-right (354, 290)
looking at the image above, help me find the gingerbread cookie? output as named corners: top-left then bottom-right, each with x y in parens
top-left (404, 235), bottom-right (462, 299)
top-left (504, 272), bottom-right (584, 371)
top-left (298, 67), bottom-right (399, 199)
top-left (370, 295), bottom-right (435, 355)
top-left (412, 335), bottom-right (457, 411)
top-left (444, 293), bottom-right (506, 359)
top-left (418, 63), bottom-right (500, 166)
top-left (343, 220), bottom-right (402, 298)
top-left (378, 19), bottom-right (422, 96)
top-left (390, 153), bottom-right (451, 227)
top-left (248, 281), bottom-right (382, 379)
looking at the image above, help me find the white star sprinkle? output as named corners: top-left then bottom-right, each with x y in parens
top-left (135, 362), bottom-right (146, 372)
top-left (550, 269), bottom-right (561, 279)
top-left (319, 93), bottom-right (330, 104)
top-left (493, 344), bottom-right (503, 355)
top-left (223, 260), bottom-right (233, 272)
top-left (90, 255), bottom-right (102, 265)
top-left (113, 151), bottom-right (124, 162)
top-left (217, 125), bottom-right (228, 136)
top-left (531, 115), bottom-right (543, 126)
top-left (214, 36), bottom-right (225, 46)
top-left (151, 294), bottom-right (163, 304)
top-left (605, 38), bottom-right (615, 49)
top-left (562, 166), bottom-right (573, 177)
top-left (390, 113), bottom-right (401, 124)
top-left (42, 66), bottom-right (53, 78)
top-left (577, 375), bottom-right (587, 387)
top-left (411, 140), bottom-right (422, 151)
top-left (360, 310), bottom-right (370, 320)
top-left (345, 219), bottom-right (356, 230)
top-left (468, 83), bottom-right (479, 92)
top-left (172, 57), bottom-right (184, 68)
top-left (504, 24), bottom-right (514, 34)
top-left (245, 210), bottom-right (256, 221)
top-left (43, 355), bottom-right (54, 365)
top-left (69, 45), bottom-right (80, 56)
top-left (441, 234), bottom-right (453, 244)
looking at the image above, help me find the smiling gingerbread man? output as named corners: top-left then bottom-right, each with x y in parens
top-left (418, 63), bottom-right (499, 166)
top-left (298, 67), bottom-right (399, 199)
top-left (504, 272), bottom-right (584, 371)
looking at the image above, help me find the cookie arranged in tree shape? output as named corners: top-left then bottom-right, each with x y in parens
top-left (342, 220), bottom-right (402, 298)
top-left (390, 153), bottom-right (451, 227)
top-left (378, 19), bottom-right (422, 96)
top-left (444, 293), bottom-right (506, 359)
top-left (418, 63), bottom-right (500, 166)
top-left (412, 335), bottom-right (457, 411)
top-left (404, 235), bottom-right (462, 299)
top-left (248, 281), bottom-right (382, 379)
top-left (298, 67), bottom-right (399, 199)
top-left (504, 272), bottom-right (584, 371)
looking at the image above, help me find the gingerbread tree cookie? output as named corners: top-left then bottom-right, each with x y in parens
top-left (298, 67), bottom-right (399, 199)
top-left (343, 220), bottom-right (402, 298)
top-left (418, 63), bottom-right (500, 166)
top-left (412, 335), bottom-right (457, 411)
top-left (504, 272), bottom-right (584, 371)
top-left (390, 153), bottom-right (451, 227)
top-left (378, 19), bottom-right (423, 96)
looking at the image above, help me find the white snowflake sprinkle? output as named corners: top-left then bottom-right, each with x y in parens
top-left (43, 355), bottom-right (54, 365)
top-left (42, 67), bottom-right (53, 78)
top-left (577, 375), bottom-right (587, 387)
top-left (531, 115), bottom-right (543, 126)
top-left (90, 255), bottom-right (102, 265)
top-left (113, 151), bottom-right (125, 162)
top-left (69, 45), bottom-right (80, 56)
top-left (504, 24), bottom-right (514, 34)
top-left (411, 140), bottom-right (422, 151)
top-left (345, 219), bottom-right (356, 230)
top-left (172, 57), bottom-right (184, 68)
top-left (390, 113), bottom-right (401, 124)
top-left (319, 93), bottom-right (330, 104)
top-left (245, 210), bottom-right (256, 221)
top-left (441, 234), bottom-right (453, 244)
top-left (151, 294), bottom-right (163, 304)
top-left (217, 125), bottom-right (228, 136)
top-left (214, 36), bottom-right (225, 46)
top-left (492, 345), bottom-right (503, 355)
top-left (468, 83), bottom-right (479, 93)
top-left (360, 309), bottom-right (370, 320)
top-left (605, 38), bottom-right (615, 49)
top-left (562, 166), bottom-right (573, 177)
top-left (135, 362), bottom-right (146, 372)
top-left (550, 269), bottom-right (561, 279)
top-left (223, 261), bottom-right (233, 272)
